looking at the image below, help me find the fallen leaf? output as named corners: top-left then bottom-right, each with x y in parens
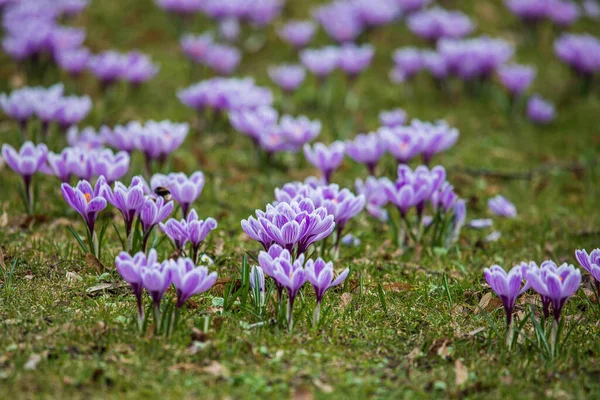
top-left (86, 253), bottom-right (105, 273)
top-left (339, 293), bottom-right (352, 311)
top-left (202, 361), bottom-right (229, 378)
top-left (292, 386), bottom-right (313, 400)
top-left (454, 359), bottom-right (468, 386)
top-left (86, 282), bottom-right (128, 295)
top-left (382, 282), bottom-right (412, 292)
top-left (475, 292), bottom-right (502, 313)
top-left (465, 327), bottom-right (485, 337)
top-left (23, 354), bottom-right (41, 371)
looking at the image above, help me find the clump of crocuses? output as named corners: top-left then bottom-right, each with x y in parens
top-left (115, 249), bottom-right (217, 334)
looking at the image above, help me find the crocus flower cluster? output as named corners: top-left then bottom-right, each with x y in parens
top-left (505, 0), bottom-right (581, 27)
top-left (88, 50), bottom-right (159, 87)
top-left (0, 83), bottom-right (91, 133)
top-left (198, 0), bottom-right (283, 26)
top-left (180, 34), bottom-right (241, 75)
top-left (116, 249), bottom-right (217, 332)
top-left (102, 120), bottom-right (189, 174)
top-left (313, 0), bottom-right (402, 43)
top-left (150, 172), bottom-right (205, 217)
top-left (379, 108), bottom-right (408, 128)
top-left (242, 199), bottom-right (335, 255)
top-left (257, 244), bottom-right (349, 328)
top-left (178, 77), bottom-right (273, 114)
top-left (300, 44), bottom-right (374, 81)
top-left (274, 182), bottom-right (366, 251)
top-left (44, 146), bottom-right (130, 184)
top-left (406, 6), bottom-right (475, 42)
top-left (355, 177), bottom-right (390, 221)
top-left (268, 64), bottom-right (307, 94)
top-left (554, 33), bottom-right (600, 77)
top-left (229, 108), bottom-right (321, 155)
top-left (160, 210), bottom-right (218, 262)
top-left (1, 0), bottom-right (87, 62)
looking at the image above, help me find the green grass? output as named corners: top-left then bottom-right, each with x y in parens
top-left (1, 0), bottom-right (600, 398)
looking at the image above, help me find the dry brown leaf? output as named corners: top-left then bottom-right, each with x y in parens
top-left (454, 359), bottom-right (468, 386)
top-left (85, 253), bottom-right (105, 273)
top-left (382, 282), bottom-right (412, 292)
top-left (339, 293), bottom-right (352, 311)
top-left (292, 386), bottom-right (313, 400)
top-left (465, 327), bottom-right (485, 337)
top-left (475, 292), bottom-right (502, 313)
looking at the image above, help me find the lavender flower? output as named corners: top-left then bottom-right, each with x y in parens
top-left (379, 108), bottom-right (407, 128)
top-left (268, 64), bottom-right (306, 93)
top-left (167, 258), bottom-right (217, 308)
top-left (102, 122), bottom-right (142, 153)
top-left (488, 195), bottom-right (517, 218)
top-left (346, 132), bottom-right (387, 175)
top-left (43, 148), bottom-right (81, 183)
top-left (56, 47), bottom-right (90, 76)
top-left (140, 259), bottom-right (172, 315)
top-left (278, 20), bottom-right (316, 49)
top-left (229, 106), bottom-right (278, 145)
top-left (123, 51), bottom-right (159, 85)
top-left (305, 258), bottom-right (349, 324)
top-left (2, 141), bottom-right (48, 212)
top-left (133, 120), bottom-right (189, 174)
top-left (271, 254), bottom-right (307, 329)
top-left (184, 210), bottom-right (217, 262)
top-left (391, 48), bottom-right (423, 82)
top-left (527, 261), bottom-right (581, 321)
top-left (575, 249), bottom-right (600, 298)
top-left (303, 141), bottom-right (345, 183)
top-left (484, 263), bottom-right (528, 326)
top-left (554, 33), bottom-right (600, 77)
top-left (151, 171), bottom-right (204, 217)
top-left (115, 249), bottom-right (160, 327)
top-left (527, 95), bottom-right (556, 125)
top-left (314, 2), bottom-right (363, 43)
top-left (278, 115), bottom-right (321, 152)
top-left (87, 51), bottom-right (129, 87)
top-left (498, 64), bottom-right (537, 97)
top-left (548, 1), bottom-right (580, 27)
top-left (91, 149), bottom-right (130, 184)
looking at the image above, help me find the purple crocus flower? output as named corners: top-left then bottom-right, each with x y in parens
top-left (0, 90), bottom-right (37, 130)
top-left (102, 176), bottom-right (146, 241)
top-left (229, 106), bottom-right (278, 145)
top-left (115, 249), bottom-right (160, 326)
top-left (407, 6), bottom-right (475, 42)
top-left (526, 261), bottom-right (581, 321)
top-left (300, 47), bottom-right (340, 81)
top-left (91, 149), bottom-right (130, 184)
top-left (219, 17), bottom-right (240, 42)
top-left (258, 244), bottom-right (290, 298)
top-left (180, 33), bottom-right (214, 63)
top-left (397, 0), bottom-right (432, 13)
top-left (134, 120), bottom-right (189, 174)
top-left (583, 0), bottom-right (600, 18)
top-left (392, 48), bottom-right (423, 82)
top-left (355, 177), bottom-right (389, 221)
top-left (379, 126), bottom-right (424, 164)
top-left (345, 132), bottom-right (387, 175)
top-left (123, 51), bottom-right (159, 85)
top-left (488, 195), bottom-right (517, 218)
top-left (554, 33), bottom-right (600, 77)
top-left (67, 127), bottom-right (106, 150)
top-left (430, 181), bottom-right (458, 213)
top-left (150, 171), bottom-right (204, 217)
top-left (185, 209), bottom-right (217, 263)
top-left (155, 0), bottom-right (203, 14)
top-left (2, 141), bottom-right (48, 212)
top-left (278, 115), bottom-right (321, 152)
top-left (140, 259), bottom-right (172, 314)
top-left (484, 263), bottom-right (529, 326)
top-left (87, 51), bottom-right (129, 87)
top-left (203, 44), bottom-right (241, 76)
top-left (305, 258), bottom-right (349, 324)
top-left (421, 50), bottom-right (449, 80)
top-left (43, 148), bottom-right (81, 183)
top-left (379, 108), bottom-right (407, 128)
top-left (278, 20), bottom-right (316, 49)
top-left (140, 196), bottom-right (175, 251)
top-left (303, 141), bottom-right (345, 184)
top-left (498, 64), bottom-right (537, 97)
top-left (167, 258), bottom-right (217, 308)
top-left (338, 43), bottom-right (374, 79)
top-left (61, 176), bottom-right (108, 242)
top-left (242, 199), bottom-right (335, 254)
top-left (548, 1), bottom-right (580, 27)
top-left (527, 95), bottom-right (556, 125)
top-left (250, 265), bottom-right (265, 292)
top-left (56, 47), bottom-right (90, 76)
top-left (160, 217), bottom-right (189, 251)
top-left (52, 95), bottom-right (93, 131)
top-left (268, 64), bottom-right (306, 93)
top-left (411, 119), bottom-right (459, 165)
top-left (353, 0), bottom-right (401, 26)
top-left (102, 122), bottom-right (142, 153)
top-left (505, 0), bottom-right (548, 23)
top-left (575, 249), bottom-right (600, 298)
top-left (272, 254), bottom-right (307, 329)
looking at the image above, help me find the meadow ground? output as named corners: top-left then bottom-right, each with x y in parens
top-left (1, 0), bottom-right (600, 398)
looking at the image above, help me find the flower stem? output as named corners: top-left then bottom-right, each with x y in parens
top-left (312, 302), bottom-right (321, 327)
